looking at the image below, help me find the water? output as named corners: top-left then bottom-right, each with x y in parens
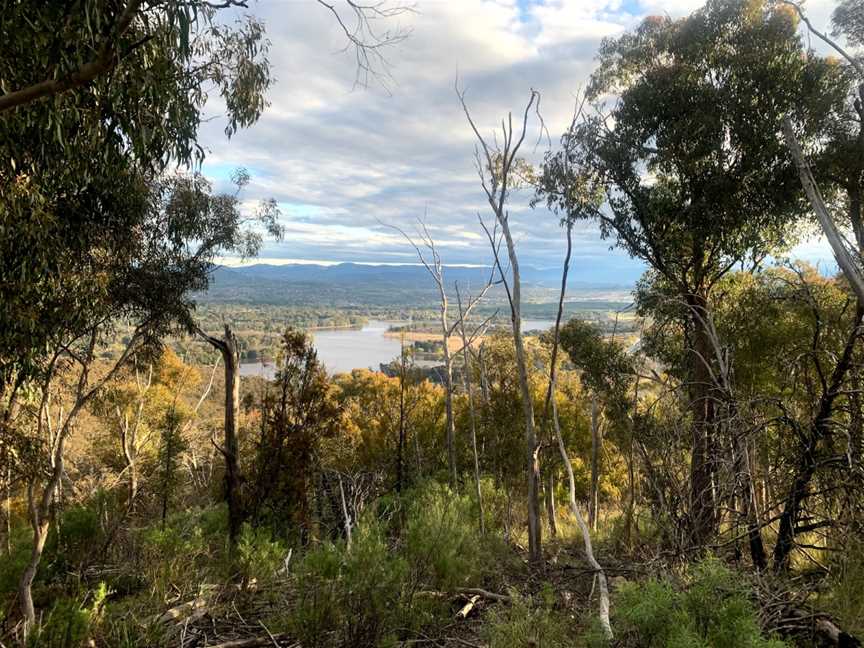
top-left (239, 318), bottom-right (554, 379)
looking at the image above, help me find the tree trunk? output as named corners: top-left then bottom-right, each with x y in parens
top-left (686, 291), bottom-right (718, 547)
top-left (456, 289), bottom-right (485, 534)
top-left (441, 325), bottom-right (457, 489)
top-left (589, 395), bottom-right (601, 532)
top-left (500, 221), bottom-right (542, 565)
top-left (545, 469), bottom-right (558, 538)
top-left (199, 325), bottom-right (244, 546)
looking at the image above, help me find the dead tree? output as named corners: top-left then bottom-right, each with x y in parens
top-left (196, 324), bottom-right (244, 546)
top-left (387, 221), bottom-right (459, 487)
top-left (460, 85), bottom-right (544, 565)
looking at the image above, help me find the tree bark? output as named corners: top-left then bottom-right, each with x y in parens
top-left (501, 220), bottom-right (542, 564)
top-left (545, 469), bottom-right (558, 538)
top-left (198, 325), bottom-right (243, 546)
top-left (782, 118), bottom-right (864, 304)
top-left (686, 291), bottom-right (718, 547)
top-left (589, 395), bottom-right (601, 532)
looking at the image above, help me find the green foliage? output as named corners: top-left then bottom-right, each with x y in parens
top-left (0, 525), bottom-right (35, 595)
top-left (288, 521), bottom-right (409, 647)
top-left (235, 523), bottom-right (288, 584)
top-left (137, 506), bottom-right (227, 601)
top-left (249, 328), bottom-right (339, 538)
top-left (825, 540), bottom-right (864, 637)
top-left (28, 583), bottom-right (108, 648)
top-left (483, 586), bottom-right (571, 648)
top-left (47, 504), bottom-right (103, 572)
top-left (0, 0), bottom-right (277, 386)
top-left (156, 409), bottom-right (188, 525)
top-left (586, 558), bottom-right (787, 648)
top-left (402, 482), bottom-right (489, 591)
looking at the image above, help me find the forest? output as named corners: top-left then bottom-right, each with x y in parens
top-left (2, 0), bottom-right (864, 646)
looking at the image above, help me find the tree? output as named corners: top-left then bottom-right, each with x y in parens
top-left (5, 171), bottom-right (277, 630)
top-left (543, 0), bottom-right (847, 547)
top-left (459, 86), bottom-right (544, 565)
top-left (249, 329), bottom-right (339, 541)
top-left (558, 319), bottom-right (633, 530)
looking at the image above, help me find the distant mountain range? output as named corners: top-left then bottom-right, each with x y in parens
top-left (200, 263), bottom-right (633, 307)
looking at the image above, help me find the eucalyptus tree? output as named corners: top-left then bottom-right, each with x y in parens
top-left (6, 171), bottom-right (278, 630)
top-left (459, 86), bottom-right (545, 565)
top-left (540, 0), bottom-right (847, 547)
top-left (0, 0), bottom-right (274, 394)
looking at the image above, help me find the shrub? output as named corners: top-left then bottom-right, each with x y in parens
top-left (483, 585), bottom-right (570, 648)
top-left (235, 523), bottom-right (288, 584)
top-left (47, 503), bottom-right (103, 572)
top-left (586, 558), bottom-right (787, 648)
top-left (288, 520), bottom-right (408, 647)
top-left (28, 583), bottom-right (108, 648)
top-left (402, 482), bottom-right (487, 591)
top-left (825, 540), bottom-right (864, 637)
top-left (136, 506), bottom-right (226, 600)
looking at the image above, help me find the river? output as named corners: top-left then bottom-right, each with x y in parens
top-left (238, 318), bottom-right (554, 378)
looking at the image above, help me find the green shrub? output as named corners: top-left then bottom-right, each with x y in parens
top-left (825, 540), bottom-right (864, 637)
top-left (235, 523), bottom-right (289, 584)
top-left (136, 506), bottom-right (226, 599)
top-left (47, 504), bottom-right (103, 573)
top-left (288, 521), bottom-right (409, 647)
top-left (402, 482), bottom-right (486, 591)
top-left (586, 558), bottom-right (787, 648)
top-left (0, 524), bottom-right (34, 596)
top-left (483, 585), bottom-right (570, 648)
top-left (28, 583), bottom-right (108, 648)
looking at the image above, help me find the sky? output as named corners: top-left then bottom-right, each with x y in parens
top-left (200, 0), bottom-right (842, 285)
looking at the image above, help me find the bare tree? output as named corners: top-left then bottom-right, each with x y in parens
top-left (460, 85), bottom-right (545, 565)
top-left (387, 221), bottom-right (458, 487)
top-left (387, 220), bottom-right (496, 492)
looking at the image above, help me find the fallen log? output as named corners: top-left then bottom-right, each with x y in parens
top-left (785, 607), bottom-right (861, 647)
top-left (455, 595), bottom-right (480, 619)
top-left (156, 597), bottom-right (207, 624)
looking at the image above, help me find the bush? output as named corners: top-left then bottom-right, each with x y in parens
top-left (483, 584), bottom-right (570, 648)
top-left (47, 503), bottom-right (103, 573)
top-left (288, 520), bottom-right (409, 647)
top-left (235, 523), bottom-right (288, 584)
top-left (136, 505), bottom-right (227, 600)
top-left (585, 558), bottom-right (787, 648)
top-left (28, 583), bottom-right (108, 648)
top-left (825, 540), bottom-right (864, 637)
top-left (402, 482), bottom-right (488, 591)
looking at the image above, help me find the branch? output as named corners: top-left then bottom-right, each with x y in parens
top-left (0, 0), bottom-right (145, 112)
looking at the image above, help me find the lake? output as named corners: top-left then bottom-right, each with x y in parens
top-left (239, 318), bottom-right (554, 378)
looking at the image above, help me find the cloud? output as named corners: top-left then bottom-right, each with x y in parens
top-left (199, 0), bottom-right (841, 286)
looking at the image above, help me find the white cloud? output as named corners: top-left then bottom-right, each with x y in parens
top-left (200, 0), bottom-right (844, 285)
